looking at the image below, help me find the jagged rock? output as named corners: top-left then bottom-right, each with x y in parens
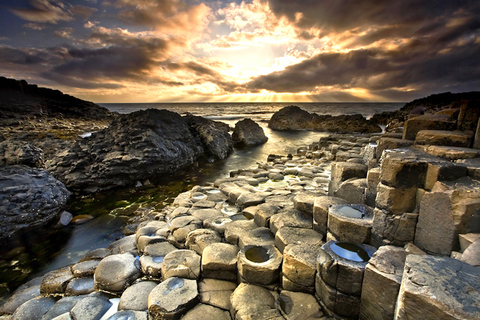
top-left (371, 208), bottom-right (419, 247)
top-left (0, 165), bottom-right (70, 244)
top-left (334, 178), bottom-right (367, 204)
top-left (47, 109), bottom-right (225, 193)
top-left (0, 140), bottom-right (44, 167)
top-left (375, 182), bottom-right (417, 214)
top-left (185, 114), bottom-right (233, 160)
top-left (232, 118), bottom-right (268, 147)
top-left (395, 255), bottom-right (480, 320)
top-left (268, 106), bottom-right (381, 133)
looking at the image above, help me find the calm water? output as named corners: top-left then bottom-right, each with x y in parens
top-left (0, 102), bottom-right (403, 304)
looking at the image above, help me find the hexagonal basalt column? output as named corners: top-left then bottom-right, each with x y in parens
top-left (237, 245), bottom-right (282, 286)
top-left (315, 240), bottom-right (376, 319)
top-left (327, 204), bottom-right (373, 244)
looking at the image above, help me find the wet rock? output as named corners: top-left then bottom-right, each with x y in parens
top-left (40, 266), bottom-right (74, 295)
top-left (10, 296), bottom-right (56, 320)
top-left (0, 140), bottom-right (44, 167)
top-left (169, 216), bottom-right (203, 244)
top-left (65, 277), bottom-right (95, 296)
top-left (107, 235), bottom-right (137, 255)
top-left (94, 253), bottom-right (141, 293)
top-left (236, 191), bottom-right (269, 208)
top-left (0, 278), bottom-right (42, 315)
top-left (190, 208), bottom-right (222, 221)
top-left (282, 244), bottom-right (322, 293)
top-left (161, 250), bottom-right (201, 280)
top-left (232, 118), bottom-right (268, 147)
top-left (275, 227), bottom-right (323, 253)
top-left (198, 279), bottom-right (237, 310)
top-left (70, 294), bottom-right (112, 320)
top-left (230, 283), bottom-right (281, 320)
top-left (71, 260), bottom-right (100, 277)
top-left (148, 277), bottom-right (198, 320)
top-left (276, 291), bottom-right (324, 320)
top-left (0, 165), bottom-right (70, 243)
top-left (180, 303), bottom-right (231, 320)
top-left (395, 255), bottom-right (480, 320)
top-left (201, 243), bottom-right (239, 281)
top-left (41, 296), bottom-right (84, 320)
top-left (237, 244), bottom-right (282, 285)
top-left (139, 255), bottom-right (165, 278)
top-left (79, 248), bottom-right (111, 262)
top-left (119, 281), bottom-right (158, 311)
top-left (143, 241), bottom-right (177, 257)
top-left (203, 216), bottom-right (232, 235)
top-left (360, 245), bottom-right (407, 320)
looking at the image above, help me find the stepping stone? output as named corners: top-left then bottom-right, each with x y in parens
top-left (161, 250), bottom-right (201, 280)
top-left (224, 220), bottom-right (257, 246)
top-left (148, 277), bottom-right (198, 320)
top-left (237, 244), bottom-right (282, 286)
top-left (275, 227), bottom-right (323, 253)
top-left (282, 243), bottom-right (322, 293)
top-left (40, 266), bottom-right (74, 295)
top-left (180, 303), bottom-right (231, 320)
top-left (41, 296), bottom-right (84, 320)
top-left (70, 294), bottom-right (112, 320)
top-left (201, 243), bottom-right (239, 281)
top-left (313, 196), bottom-right (348, 235)
top-left (71, 260), bottom-right (100, 277)
top-left (11, 296), bottom-right (56, 320)
top-left (108, 235), bottom-right (137, 254)
top-left (65, 277), bottom-right (95, 296)
top-left (198, 279), bottom-right (237, 310)
top-left (119, 281), bottom-right (158, 311)
top-left (238, 227), bottom-right (275, 248)
top-left (203, 216), bottom-right (232, 234)
top-left (396, 255), bottom-right (480, 319)
top-left (269, 209), bottom-right (312, 234)
top-left (253, 203), bottom-right (280, 228)
top-left (276, 291), bottom-right (324, 320)
top-left (0, 277), bottom-right (41, 315)
top-left (230, 283), bottom-right (281, 320)
top-left (94, 253), bottom-right (141, 293)
top-left (185, 229), bottom-right (222, 254)
top-left (79, 248), bottom-right (111, 262)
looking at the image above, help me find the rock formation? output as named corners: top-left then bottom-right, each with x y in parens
top-left (232, 118), bottom-right (268, 147)
top-left (0, 165), bottom-right (70, 244)
top-left (269, 105), bottom-right (382, 133)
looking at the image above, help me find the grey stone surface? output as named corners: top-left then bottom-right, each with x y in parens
top-left (94, 253), bottom-right (141, 293)
top-left (180, 303), bottom-right (231, 320)
top-left (119, 281), bottom-right (158, 311)
top-left (230, 283), bottom-right (281, 320)
top-left (371, 209), bottom-right (419, 247)
top-left (161, 250), bottom-right (201, 280)
top-left (70, 295), bottom-right (112, 320)
top-left (148, 277), bottom-right (198, 320)
top-left (11, 296), bottom-right (56, 320)
top-left (198, 279), bottom-right (237, 311)
top-left (460, 238), bottom-right (480, 266)
top-left (274, 227), bottom-right (323, 253)
top-left (201, 243), bottom-right (239, 281)
top-left (312, 196), bottom-right (348, 236)
top-left (40, 296), bottom-right (83, 320)
top-left (40, 266), bottom-right (74, 295)
top-left (185, 229), bottom-right (222, 255)
top-left (1, 278), bottom-right (41, 315)
top-left (395, 255), bottom-right (480, 320)
top-left (0, 165), bottom-right (70, 243)
top-left (334, 178), bottom-right (367, 204)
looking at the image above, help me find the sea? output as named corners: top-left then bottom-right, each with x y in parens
top-left (0, 102), bottom-right (404, 304)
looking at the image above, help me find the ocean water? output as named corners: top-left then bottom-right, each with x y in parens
top-left (0, 102), bottom-right (403, 304)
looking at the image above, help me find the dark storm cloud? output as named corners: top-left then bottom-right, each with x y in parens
top-left (9, 0), bottom-right (97, 24)
top-left (245, 0), bottom-right (480, 98)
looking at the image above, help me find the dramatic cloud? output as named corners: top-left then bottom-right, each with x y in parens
top-left (2, 0), bottom-right (480, 102)
top-left (9, 0), bottom-right (97, 24)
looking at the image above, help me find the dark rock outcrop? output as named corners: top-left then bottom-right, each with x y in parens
top-left (0, 165), bottom-right (70, 243)
top-left (185, 114), bottom-right (233, 160)
top-left (0, 77), bottom-right (113, 120)
top-left (268, 106), bottom-right (381, 133)
top-left (232, 118), bottom-right (268, 147)
top-left (0, 140), bottom-right (44, 167)
top-left (47, 109), bottom-right (232, 193)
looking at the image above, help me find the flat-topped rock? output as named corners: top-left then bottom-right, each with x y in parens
top-left (423, 145), bottom-right (480, 160)
top-left (415, 130), bottom-right (473, 147)
top-left (395, 254), bottom-right (480, 320)
top-left (403, 114), bottom-right (456, 140)
top-left (94, 252), bottom-right (141, 293)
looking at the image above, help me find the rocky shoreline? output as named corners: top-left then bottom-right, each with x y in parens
top-left (1, 77), bottom-right (480, 319)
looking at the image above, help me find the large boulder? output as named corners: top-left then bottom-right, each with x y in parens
top-left (0, 165), bottom-right (70, 243)
top-left (185, 114), bottom-right (233, 160)
top-left (232, 118), bottom-right (268, 147)
top-left (48, 109), bottom-right (231, 193)
top-left (268, 106), bottom-right (381, 133)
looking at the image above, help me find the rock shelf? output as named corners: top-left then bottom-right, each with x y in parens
top-left (3, 120), bottom-right (480, 319)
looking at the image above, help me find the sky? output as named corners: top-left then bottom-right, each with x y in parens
top-left (0, 0), bottom-right (479, 103)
